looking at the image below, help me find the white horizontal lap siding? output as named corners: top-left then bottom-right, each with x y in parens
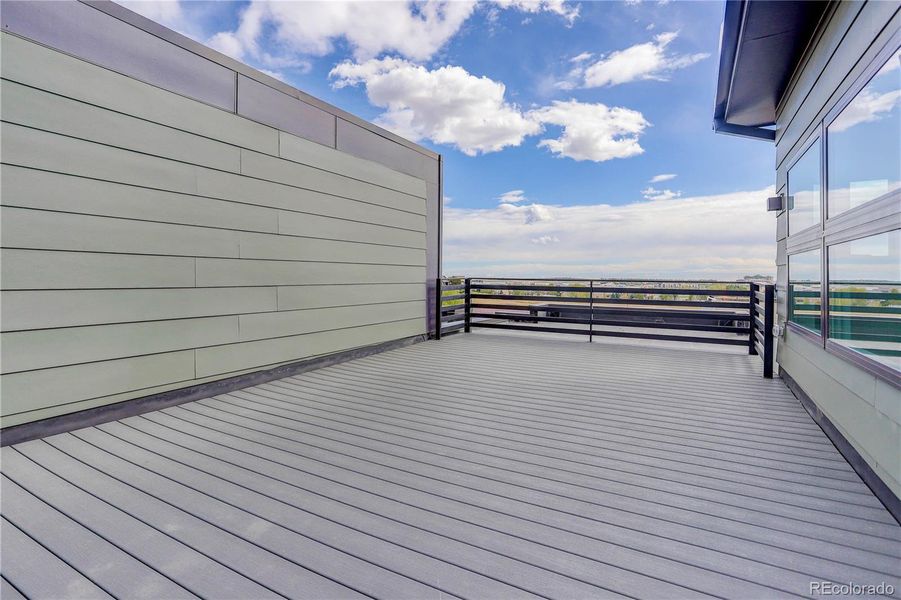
top-left (774, 0), bottom-right (901, 498)
top-left (0, 32), bottom-right (429, 427)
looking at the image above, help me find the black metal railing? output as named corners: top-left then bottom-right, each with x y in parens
top-left (437, 277), bottom-right (776, 377)
top-left (435, 278), bottom-right (467, 339)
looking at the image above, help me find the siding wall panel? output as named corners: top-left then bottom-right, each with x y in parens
top-left (196, 169), bottom-right (427, 230)
top-left (277, 284), bottom-right (426, 311)
top-left (0, 80), bottom-right (241, 172)
top-left (195, 319), bottom-right (424, 379)
top-left (0, 28), bottom-right (431, 428)
top-left (239, 149), bottom-right (426, 215)
top-left (1, 123), bottom-right (199, 194)
top-left (1, 288), bottom-right (278, 332)
top-left (1, 165), bottom-right (280, 234)
top-left (0, 351), bottom-right (197, 418)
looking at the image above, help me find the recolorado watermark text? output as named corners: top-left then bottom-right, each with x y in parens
top-left (810, 581), bottom-right (895, 596)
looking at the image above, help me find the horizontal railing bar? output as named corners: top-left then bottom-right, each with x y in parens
top-left (440, 313), bottom-right (465, 323)
top-left (440, 284), bottom-right (466, 291)
top-left (470, 294), bottom-right (748, 308)
top-left (440, 294), bottom-right (466, 302)
top-left (441, 322), bottom-right (465, 332)
top-left (469, 277), bottom-right (754, 284)
top-left (470, 322), bottom-right (590, 335)
top-left (754, 290), bottom-right (766, 302)
top-left (754, 315), bottom-right (765, 331)
top-left (471, 284), bottom-right (590, 293)
top-left (472, 284), bottom-right (751, 296)
top-left (587, 329), bottom-right (749, 346)
top-left (755, 328), bottom-right (765, 345)
top-left (473, 322), bottom-right (751, 346)
top-left (479, 312), bottom-right (749, 333)
top-left (593, 288), bottom-right (752, 297)
top-left (590, 319), bottom-right (749, 334)
top-left (754, 340), bottom-right (765, 357)
top-left (487, 313), bottom-right (591, 326)
top-left (470, 294), bottom-right (592, 303)
top-left (470, 303), bottom-right (747, 320)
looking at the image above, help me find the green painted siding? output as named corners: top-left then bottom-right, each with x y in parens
top-left (774, 2), bottom-right (901, 498)
top-left (0, 32), bottom-right (430, 428)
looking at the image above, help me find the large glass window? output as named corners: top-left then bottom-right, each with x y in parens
top-left (828, 230), bottom-right (901, 372)
top-left (827, 49), bottom-right (900, 217)
top-left (788, 249), bottom-right (822, 334)
top-left (787, 140), bottom-right (821, 234)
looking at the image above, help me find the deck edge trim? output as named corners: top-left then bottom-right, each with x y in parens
top-left (782, 369), bottom-right (901, 525)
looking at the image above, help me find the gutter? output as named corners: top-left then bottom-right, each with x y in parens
top-left (713, 118), bottom-right (776, 141)
top-left (712, 0), bottom-right (776, 142)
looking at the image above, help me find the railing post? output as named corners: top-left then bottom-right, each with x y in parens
top-left (589, 280), bottom-right (594, 343)
top-left (763, 284), bottom-right (775, 378)
top-left (435, 277), bottom-right (442, 340)
top-left (748, 282), bottom-right (758, 355)
top-left (464, 278), bottom-right (472, 333)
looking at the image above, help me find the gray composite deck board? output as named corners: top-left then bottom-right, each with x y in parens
top-left (2, 332), bottom-right (899, 599)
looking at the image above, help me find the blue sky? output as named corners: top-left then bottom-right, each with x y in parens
top-left (126, 0), bottom-right (782, 279)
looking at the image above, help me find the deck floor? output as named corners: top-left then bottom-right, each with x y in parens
top-left (2, 332), bottom-right (899, 599)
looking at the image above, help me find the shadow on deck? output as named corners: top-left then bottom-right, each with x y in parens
top-left (2, 332), bottom-right (899, 599)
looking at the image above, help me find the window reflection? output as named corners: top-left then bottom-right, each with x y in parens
top-left (828, 230), bottom-right (901, 372)
top-left (828, 49), bottom-right (900, 217)
top-left (787, 140), bottom-right (821, 234)
top-left (788, 249), bottom-right (822, 334)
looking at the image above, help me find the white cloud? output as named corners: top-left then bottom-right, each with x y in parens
top-left (569, 32), bottom-right (708, 88)
top-left (331, 60), bottom-right (649, 162)
top-left (491, 0), bottom-right (580, 24)
top-left (208, 1), bottom-right (476, 64)
top-left (330, 58), bottom-right (541, 156)
top-left (443, 187), bottom-right (776, 279)
top-left (829, 89), bottom-right (901, 133)
top-left (649, 173), bottom-right (677, 183)
top-left (641, 186), bottom-right (681, 201)
top-left (206, 0), bottom-right (578, 66)
top-left (529, 100), bottom-right (649, 162)
top-left (498, 202), bottom-right (555, 224)
top-left (498, 190), bottom-right (528, 203)
top-left (531, 235), bottom-right (561, 245)
top-left (570, 51), bottom-right (594, 63)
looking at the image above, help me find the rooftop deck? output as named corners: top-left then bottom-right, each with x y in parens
top-left (2, 332), bottom-right (899, 599)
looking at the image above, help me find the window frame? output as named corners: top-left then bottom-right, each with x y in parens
top-left (786, 245), bottom-right (825, 342)
top-left (783, 35), bottom-right (901, 388)
top-left (824, 229), bottom-right (901, 387)
top-left (824, 40), bottom-right (901, 221)
top-left (785, 133), bottom-right (824, 238)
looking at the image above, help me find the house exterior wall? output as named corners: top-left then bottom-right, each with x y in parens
top-left (0, 1), bottom-right (440, 429)
top-left (773, 1), bottom-right (900, 498)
